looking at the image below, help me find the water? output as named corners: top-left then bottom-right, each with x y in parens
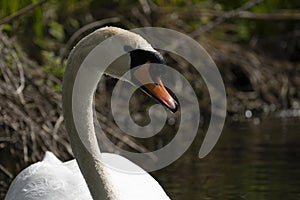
top-left (2, 118), bottom-right (300, 199)
top-left (154, 118), bottom-right (300, 200)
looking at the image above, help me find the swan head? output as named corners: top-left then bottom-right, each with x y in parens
top-left (127, 48), bottom-right (178, 112)
top-left (97, 27), bottom-right (178, 112)
top-left (69, 26), bottom-right (178, 112)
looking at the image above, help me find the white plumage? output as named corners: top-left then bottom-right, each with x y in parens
top-left (6, 27), bottom-right (174, 200)
top-left (6, 152), bottom-right (169, 200)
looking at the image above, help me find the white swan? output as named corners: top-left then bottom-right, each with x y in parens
top-left (5, 27), bottom-right (178, 200)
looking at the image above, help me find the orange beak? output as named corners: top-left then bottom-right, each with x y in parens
top-left (142, 78), bottom-right (178, 112)
top-left (133, 64), bottom-right (178, 112)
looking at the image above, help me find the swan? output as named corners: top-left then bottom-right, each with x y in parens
top-left (5, 27), bottom-right (178, 200)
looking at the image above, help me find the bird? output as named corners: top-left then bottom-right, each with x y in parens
top-left (5, 26), bottom-right (178, 200)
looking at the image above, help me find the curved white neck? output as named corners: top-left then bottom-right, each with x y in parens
top-left (62, 27), bottom-right (156, 200)
top-left (62, 31), bottom-right (118, 200)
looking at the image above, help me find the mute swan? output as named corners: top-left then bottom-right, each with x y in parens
top-left (5, 27), bottom-right (178, 200)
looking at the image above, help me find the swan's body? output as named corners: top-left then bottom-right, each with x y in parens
top-left (5, 27), bottom-right (177, 200)
top-left (5, 152), bottom-right (169, 200)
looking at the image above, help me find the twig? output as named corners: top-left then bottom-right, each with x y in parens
top-left (0, 137), bottom-right (11, 142)
top-left (52, 115), bottom-right (64, 151)
top-left (238, 11), bottom-right (300, 20)
top-left (138, 0), bottom-right (151, 15)
top-left (11, 48), bottom-right (26, 104)
top-left (132, 7), bottom-right (151, 26)
top-left (52, 115), bottom-right (64, 136)
top-left (190, 0), bottom-right (264, 38)
top-left (0, 0), bottom-right (47, 25)
top-left (0, 164), bottom-right (13, 179)
top-left (158, 7), bottom-right (300, 21)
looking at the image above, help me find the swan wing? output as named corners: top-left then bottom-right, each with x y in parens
top-left (5, 152), bottom-right (170, 200)
top-left (5, 152), bottom-right (91, 200)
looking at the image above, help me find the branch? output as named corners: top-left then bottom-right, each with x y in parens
top-left (0, 0), bottom-right (47, 25)
top-left (0, 164), bottom-right (13, 179)
top-left (190, 0), bottom-right (264, 38)
top-left (238, 11), bottom-right (300, 20)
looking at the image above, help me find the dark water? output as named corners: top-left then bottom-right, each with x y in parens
top-left (154, 118), bottom-right (300, 200)
top-left (2, 118), bottom-right (300, 199)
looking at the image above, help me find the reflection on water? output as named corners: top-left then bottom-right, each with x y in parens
top-left (154, 118), bottom-right (300, 200)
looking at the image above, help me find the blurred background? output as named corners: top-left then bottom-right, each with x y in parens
top-left (1, 0), bottom-right (300, 199)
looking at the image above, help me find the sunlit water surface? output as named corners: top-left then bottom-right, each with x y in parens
top-left (153, 118), bottom-right (300, 200)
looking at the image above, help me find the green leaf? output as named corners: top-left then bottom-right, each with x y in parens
top-left (48, 20), bottom-right (65, 42)
top-left (0, 24), bottom-right (12, 32)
